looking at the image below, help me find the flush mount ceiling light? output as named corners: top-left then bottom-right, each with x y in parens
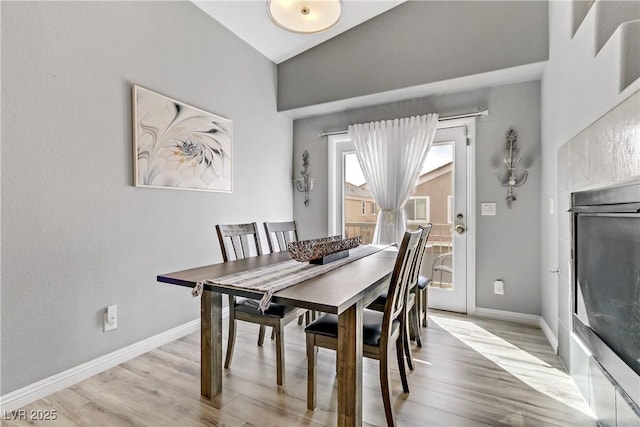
top-left (267, 0), bottom-right (343, 34)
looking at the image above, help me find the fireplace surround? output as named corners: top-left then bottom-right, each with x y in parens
top-left (571, 178), bottom-right (640, 409)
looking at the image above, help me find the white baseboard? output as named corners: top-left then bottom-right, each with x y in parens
top-left (473, 307), bottom-right (540, 326)
top-left (473, 307), bottom-right (559, 352)
top-left (538, 316), bottom-right (559, 353)
top-left (0, 308), bottom-right (228, 413)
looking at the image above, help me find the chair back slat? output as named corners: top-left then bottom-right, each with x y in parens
top-left (383, 230), bottom-right (422, 331)
top-left (216, 223), bottom-right (263, 262)
top-left (412, 224), bottom-right (432, 285)
top-left (264, 221), bottom-right (299, 253)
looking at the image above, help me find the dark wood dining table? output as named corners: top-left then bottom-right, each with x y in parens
top-left (157, 246), bottom-right (398, 427)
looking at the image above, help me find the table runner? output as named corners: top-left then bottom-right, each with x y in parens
top-left (195, 244), bottom-right (391, 312)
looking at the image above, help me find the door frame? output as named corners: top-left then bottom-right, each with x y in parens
top-left (328, 134), bottom-right (351, 237)
top-left (327, 117), bottom-right (476, 315)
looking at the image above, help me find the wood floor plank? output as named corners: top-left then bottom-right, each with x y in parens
top-left (41, 388), bottom-right (90, 415)
top-left (59, 402), bottom-right (133, 427)
top-left (5, 311), bottom-right (597, 427)
top-left (222, 393), bottom-right (327, 427)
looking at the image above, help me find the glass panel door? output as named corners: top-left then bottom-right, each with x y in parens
top-left (424, 126), bottom-right (467, 313)
top-left (329, 124), bottom-right (470, 313)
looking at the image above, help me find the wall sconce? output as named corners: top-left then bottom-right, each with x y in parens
top-left (295, 150), bottom-right (314, 207)
top-left (498, 129), bottom-right (528, 208)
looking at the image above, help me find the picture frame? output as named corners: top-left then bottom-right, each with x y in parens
top-left (132, 85), bottom-right (232, 192)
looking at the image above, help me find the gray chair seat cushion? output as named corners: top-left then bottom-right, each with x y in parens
top-left (234, 297), bottom-right (297, 317)
top-left (368, 291), bottom-right (415, 312)
top-left (305, 310), bottom-right (399, 347)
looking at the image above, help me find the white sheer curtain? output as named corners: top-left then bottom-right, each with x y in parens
top-left (348, 114), bottom-right (439, 245)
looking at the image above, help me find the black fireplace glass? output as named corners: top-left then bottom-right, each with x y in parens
top-left (575, 213), bottom-right (640, 376)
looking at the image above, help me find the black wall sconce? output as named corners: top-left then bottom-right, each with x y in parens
top-left (498, 129), bottom-right (528, 208)
top-left (295, 150), bottom-right (314, 207)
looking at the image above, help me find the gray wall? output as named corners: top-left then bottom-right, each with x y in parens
top-left (1, 1), bottom-right (293, 394)
top-left (278, 1), bottom-right (548, 111)
top-left (293, 80), bottom-right (541, 315)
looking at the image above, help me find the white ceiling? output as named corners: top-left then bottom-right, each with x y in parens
top-left (193, 1), bottom-right (405, 64)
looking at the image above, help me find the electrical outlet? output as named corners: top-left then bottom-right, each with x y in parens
top-left (494, 280), bottom-right (504, 295)
top-left (104, 304), bottom-right (117, 332)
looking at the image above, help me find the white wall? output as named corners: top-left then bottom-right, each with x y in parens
top-left (293, 81), bottom-right (542, 316)
top-left (540, 0), bottom-right (640, 365)
top-left (1, 2), bottom-right (293, 394)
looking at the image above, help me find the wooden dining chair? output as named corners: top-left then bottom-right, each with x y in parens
top-left (263, 220), bottom-right (299, 253)
top-left (264, 220), bottom-right (312, 326)
top-left (216, 222), bottom-right (306, 386)
top-left (411, 223), bottom-right (433, 332)
top-left (417, 274), bottom-right (433, 327)
top-left (304, 229), bottom-right (422, 427)
top-left (365, 224), bottom-right (430, 373)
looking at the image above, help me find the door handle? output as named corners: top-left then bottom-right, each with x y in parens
top-left (454, 224), bottom-right (466, 235)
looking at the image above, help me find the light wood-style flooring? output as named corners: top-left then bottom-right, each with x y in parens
top-left (3, 311), bottom-right (597, 426)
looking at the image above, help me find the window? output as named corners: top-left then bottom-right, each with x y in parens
top-left (406, 197), bottom-right (430, 222)
top-left (337, 142), bottom-right (454, 244)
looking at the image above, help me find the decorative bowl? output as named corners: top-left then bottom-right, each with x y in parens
top-left (287, 236), bottom-right (362, 263)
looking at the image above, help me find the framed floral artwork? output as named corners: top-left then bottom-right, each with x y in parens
top-left (132, 85), bottom-right (232, 192)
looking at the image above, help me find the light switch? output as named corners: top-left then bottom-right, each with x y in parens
top-left (481, 203), bottom-right (496, 216)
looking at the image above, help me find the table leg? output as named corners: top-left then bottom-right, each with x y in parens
top-left (337, 300), bottom-right (363, 427)
top-left (201, 290), bottom-right (222, 399)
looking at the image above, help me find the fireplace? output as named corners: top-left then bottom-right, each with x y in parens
top-left (571, 178), bottom-right (640, 408)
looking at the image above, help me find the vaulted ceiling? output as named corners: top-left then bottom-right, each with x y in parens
top-left (193, 1), bottom-right (405, 64)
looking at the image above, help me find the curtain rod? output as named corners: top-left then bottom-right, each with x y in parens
top-left (318, 109), bottom-right (489, 137)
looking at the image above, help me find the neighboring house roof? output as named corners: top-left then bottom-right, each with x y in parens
top-left (416, 162), bottom-right (452, 186)
top-left (345, 182), bottom-right (373, 200)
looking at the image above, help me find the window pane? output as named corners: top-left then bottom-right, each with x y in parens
top-left (343, 145), bottom-right (453, 245)
top-left (344, 153), bottom-right (378, 244)
top-left (415, 198), bottom-right (427, 220)
top-left (405, 199), bottom-right (415, 220)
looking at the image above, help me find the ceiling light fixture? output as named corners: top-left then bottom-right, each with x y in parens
top-left (267, 0), bottom-right (343, 34)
